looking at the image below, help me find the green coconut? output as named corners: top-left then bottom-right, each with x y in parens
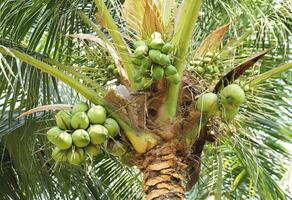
top-left (85, 144), bottom-right (101, 157)
top-left (52, 147), bottom-right (67, 162)
top-left (107, 64), bottom-right (115, 72)
top-left (72, 129), bottom-right (90, 148)
top-left (72, 102), bottom-right (89, 114)
top-left (104, 118), bottom-right (120, 138)
top-left (54, 131), bottom-right (72, 150)
top-left (71, 112), bottom-right (89, 129)
top-left (55, 111), bottom-right (72, 130)
top-left (158, 54), bottom-right (171, 66)
top-left (149, 50), bottom-right (162, 63)
top-left (165, 65), bottom-right (177, 76)
top-left (47, 126), bottom-right (62, 144)
top-left (141, 57), bottom-right (152, 69)
top-left (88, 125), bottom-right (108, 144)
top-left (152, 66), bottom-right (164, 80)
top-left (220, 84), bottom-right (245, 108)
top-left (196, 93), bottom-right (219, 115)
top-left (87, 105), bottom-right (107, 124)
top-left (151, 32), bottom-right (162, 39)
top-left (67, 148), bottom-right (84, 165)
top-left (133, 40), bottom-right (146, 49)
top-left (108, 141), bottom-right (127, 157)
top-left (134, 45), bottom-right (149, 58)
top-left (203, 57), bottom-right (212, 63)
top-left (168, 73), bottom-right (180, 84)
top-left (161, 43), bottom-right (172, 54)
top-left (150, 38), bottom-right (165, 50)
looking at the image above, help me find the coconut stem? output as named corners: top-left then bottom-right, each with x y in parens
top-left (138, 140), bottom-right (187, 200)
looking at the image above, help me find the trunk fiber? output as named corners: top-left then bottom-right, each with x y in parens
top-left (138, 140), bottom-right (188, 200)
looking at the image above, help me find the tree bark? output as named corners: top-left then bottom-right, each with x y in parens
top-left (137, 140), bottom-right (188, 200)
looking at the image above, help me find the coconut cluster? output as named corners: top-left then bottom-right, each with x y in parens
top-left (132, 32), bottom-right (180, 85)
top-left (196, 84), bottom-right (245, 121)
top-left (189, 52), bottom-right (226, 80)
top-left (47, 102), bottom-right (120, 165)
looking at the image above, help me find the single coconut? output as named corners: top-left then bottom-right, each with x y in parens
top-left (67, 148), bottom-right (84, 165)
top-left (134, 45), bottom-right (149, 58)
top-left (151, 32), bottom-right (162, 39)
top-left (196, 93), bottom-right (219, 115)
top-left (87, 105), bottom-right (107, 124)
top-left (85, 144), bottom-right (101, 157)
top-left (150, 38), bottom-right (165, 50)
top-left (55, 111), bottom-right (72, 130)
top-left (158, 54), bottom-right (171, 66)
top-left (165, 65), bottom-right (177, 76)
top-left (88, 125), bottom-right (108, 144)
top-left (52, 147), bottom-right (67, 162)
top-left (220, 84), bottom-right (245, 108)
top-left (149, 50), bottom-right (162, 63)
top-left (47, 126), bottom-right (62, 145)
top-left (72, 102), bottom-right (89, 114)
top-left (152, 66), bottom-right (164, 80)
top-left (107, 64), bottom-right (115, 72)
top-left (71, 112), bottom-right (89, 129)
top-left (54, 131), bottom-right (72, 150)
top-left (141, 57), bottom-right (152, 69)
top-left (103, 118), bottom-right (120, 138)
top-left (72, 129), bottom-right (90, 147)
top-left (161, 43), bottom-right (172, 54)
top-left (168, 73), bottom-right (180, 84)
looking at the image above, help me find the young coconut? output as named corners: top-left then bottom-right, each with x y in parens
top-left (54, 131), bottom-right (72, 150)
top-left (134, 45), bottom-right (149, 58)
top-left (196, 93), bottom-right (219, 116)
top-left (161, 43), bottom-right (172, 54)
top-left (152, 66), bottom-right (165, 80)
top-left (87, 105), bottom-right (107, 124)
top-left (132, 57), bottom-right (142, 65)
top-left (72, 129), bottom-right (90, 148)
top-left (71, 112), bottom-right (89, 129)
top-left (141, 57), bottom-right (152, 69)
top-left (165, 65), bottom-right (177, 76)
top-left (149, 50), bottom-right (162, 64)
top-left (158, 54), bottom-right (171, 66)
top-left (151, 32), bottom-right (162, 39)
top-left (220, 84), bottom-right (245, 108)
top-left (88, 125), bottom-right (108, 144)
top-left (67, 148), bottom-right (85, 165)
top-left (52, 147), bottom-right (67, 162)
top-left (103, 118), bottom-right (120, 138)
top-left (85, 144), bottom-right (101, 158)
top-left (150, 38), bottom-right (165, 50)
top-left (72, 102), bottom-right (89, 114)
top-left (47, 126), bottom-right (62, 145)
top-left (55, 111), bottom-right (72, 130)
top-left (168, 73), bottom-right (180, 84)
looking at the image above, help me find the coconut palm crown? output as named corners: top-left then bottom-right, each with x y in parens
top-left (0, 0), bottom-right (291, 199)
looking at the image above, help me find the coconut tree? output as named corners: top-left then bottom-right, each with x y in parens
top-left (0, 0), bottom-right (291, 199)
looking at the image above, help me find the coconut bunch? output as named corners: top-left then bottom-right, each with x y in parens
top-left (132, 32), bottom-right (180, 85)
top-left (196, 84), bottom-right (245, 121)
top-left (47, 102), bottom-right (120, 165)
top-left (189, 52), bottom-right (226, 80)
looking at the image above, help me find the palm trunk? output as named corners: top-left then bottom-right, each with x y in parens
top-left (137, 140), bottom-right (188, 200)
